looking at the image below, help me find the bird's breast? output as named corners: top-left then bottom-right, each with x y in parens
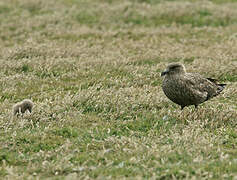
top-left (162, 76), bottom-right (190, 105)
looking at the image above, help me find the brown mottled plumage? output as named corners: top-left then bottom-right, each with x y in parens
top-left (161, 63), bottom-right (226, 110)
top-left (13, 99), bottom-right (34, 116)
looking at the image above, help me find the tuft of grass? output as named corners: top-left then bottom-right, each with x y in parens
top-left (21, 64), bottom-right (30, 73)
top-left (75, 11), bottom-right (100, 25)
top-left (129, 57), bottom-right (161, 66)
top-left (0, 0), bottom-right (236, 179)
top-left (52, 127), bottom-right (79, 138)
top-left (219, 74), bottom-right (237, 82)
top-left (184, 57), bottom-right (195, 64)
top-left (0, 5), bottom-right (11, 14)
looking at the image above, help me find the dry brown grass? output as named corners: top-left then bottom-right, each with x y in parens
top-left (0, 0), bottom-right (236, 179)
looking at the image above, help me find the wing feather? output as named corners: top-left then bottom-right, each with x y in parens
top-left (184, 73), bottom-right (220, 100)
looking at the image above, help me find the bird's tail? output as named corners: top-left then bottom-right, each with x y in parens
top-left (207, 78), bottom-right (226, 94)
top-left (217, 84), bottom-right (226, 94)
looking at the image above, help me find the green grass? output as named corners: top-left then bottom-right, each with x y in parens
top-left (0, 0), bottom-right (236, 179)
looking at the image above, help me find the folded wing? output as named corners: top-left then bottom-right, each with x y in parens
top-left (184, 73), bottom-right (226, 102)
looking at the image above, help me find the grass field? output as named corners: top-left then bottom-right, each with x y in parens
top-left (0, 0), bottom-right (237, 179)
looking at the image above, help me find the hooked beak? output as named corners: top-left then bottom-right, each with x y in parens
top-left (161, 69), bottom-right (169, 76)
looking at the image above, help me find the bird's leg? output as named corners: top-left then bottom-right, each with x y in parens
top-left (179, 106), bottom-right (187, 125)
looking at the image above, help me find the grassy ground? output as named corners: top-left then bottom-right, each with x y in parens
top-left (0, 0), bottom-right (236, 179)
